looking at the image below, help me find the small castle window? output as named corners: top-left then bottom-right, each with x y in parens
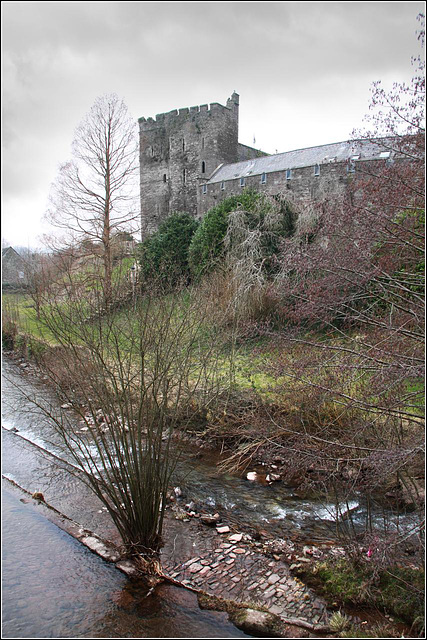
top-left (240, 177), bottom-right (245, 187)
top-left (163, 174), bottom-right (167, 183)
top-left (286, 169), bottom-right (292, 180)
top-left (261, 173), bottom-right (267, 184)
top-left (348, 161), bottom-right (356, 174)
top-left (182, 138), bottom-right (185, 152)
top-left (201, 137), bottom-right (205, 150)
top-left (201, 161), bottom-right (206, 174)
top-left (220, 181), bottom-right (225, 191)
top-left (151, 147), bottom-right (155, 157)
top-left (314, 164), bottom-right (320, 177)
top-left (183, 169), bottom-right (186, 183)
top-left (202, 184), bottom-right (207, 194)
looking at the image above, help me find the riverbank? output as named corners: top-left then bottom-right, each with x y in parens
top-left (2, 419), bottom-right (331, 638)
top-left (3, 352), bottom-right (423, 638)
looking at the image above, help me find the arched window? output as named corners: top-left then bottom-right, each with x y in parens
top-left (201, 161), bottom-right (206, 174)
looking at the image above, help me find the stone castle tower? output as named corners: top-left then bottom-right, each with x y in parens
top-left (139, 93), bottom-right (262, 235)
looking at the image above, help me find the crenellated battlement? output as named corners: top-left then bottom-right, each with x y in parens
top-left (138, 93), bottom-right (239, 130)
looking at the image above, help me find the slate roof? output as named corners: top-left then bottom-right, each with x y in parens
top-left (207, 139), bottom-right (393, 184)
top-left (2, 246), bottom-right (20, 258)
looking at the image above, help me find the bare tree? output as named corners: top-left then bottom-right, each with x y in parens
top-left (45, 94), bottom-right (139, 308)
top-left (262, 22), bottom-right (425, 548)
top-left (212, 22), bottom-right (425, 560)
top-left (16, 269), bottom-right (234, 574)
top-left (21, 250), bottom-right (54, 320)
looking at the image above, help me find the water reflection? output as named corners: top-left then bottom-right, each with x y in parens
top-left (2, 484), bottom-right (250, 638)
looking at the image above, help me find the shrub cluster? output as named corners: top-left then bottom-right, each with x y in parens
top-left (138, 212), bottom-right (199, 284)
top-left (315, 558), bottom-right (424, 630)
top-left (188, 190), bottom-right (295, 280)
top-left (137, 194), bottom-right (296, 288)
top-left (2, 299), bottom-right (19, 350)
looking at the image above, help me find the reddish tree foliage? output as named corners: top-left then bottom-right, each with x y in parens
top-left (264, 22), bottom-right (425, 537)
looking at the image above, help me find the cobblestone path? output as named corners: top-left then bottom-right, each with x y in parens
top-left (162, 531), bottom-right (329, 626)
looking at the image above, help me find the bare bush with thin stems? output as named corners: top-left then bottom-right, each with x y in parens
top-left (213, 194), bottom-right (294, 324)
top-left (207, 23), bottom-right (425, 560)
top-left (12, 270), bottom-right (235, 573)
top-left (254, 25), bottom-right (424, 555)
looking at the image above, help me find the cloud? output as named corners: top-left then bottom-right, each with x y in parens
top-left (2, 1), bottom-right (424, 247)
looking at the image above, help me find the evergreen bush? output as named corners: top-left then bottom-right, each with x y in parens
top-left (138, 212), bottom-right (199, 283)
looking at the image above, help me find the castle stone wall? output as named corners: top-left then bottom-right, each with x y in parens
top-left (138, 94), bottom-right (392, 237)
top-left (237, 143), bottom-right (268, 162)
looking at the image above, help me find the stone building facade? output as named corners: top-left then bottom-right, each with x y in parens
top-left (139, 93), bottom-right (395, 234)
top-left (2, 247), bottom-right (28, 289)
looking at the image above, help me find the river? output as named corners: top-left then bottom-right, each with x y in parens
top-left (1, 356), bottom-right (419, 638)
top-left (2, 357), bottom-right (418, 543)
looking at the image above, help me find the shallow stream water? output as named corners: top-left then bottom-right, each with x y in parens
top-left (2, 358), bottom-right (418, 545)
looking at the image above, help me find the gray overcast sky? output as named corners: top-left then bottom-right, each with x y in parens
top-left (2, 1), bottom-right (424, 248)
